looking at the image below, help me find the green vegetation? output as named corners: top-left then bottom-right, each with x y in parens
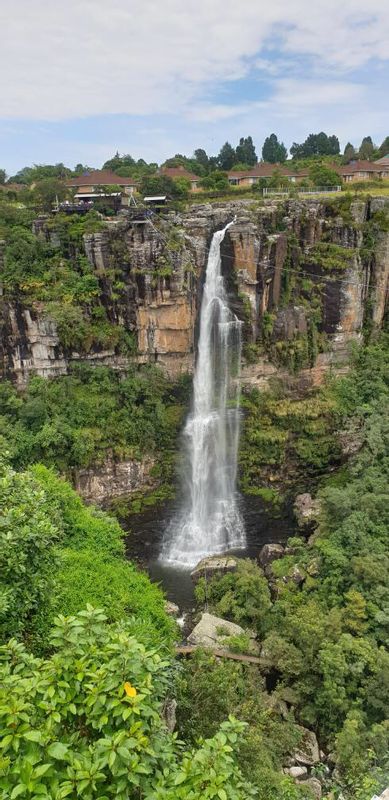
top-left (240, 381), bottom-right (340, 500)
top-left (0, 203), bottom-right (130, 353)
top-left (0, 458), bottom-right (175, 651)
top-left (305, 241), bottom-right (356, 272)
top-left (176, 649), bottom-right (308, 800)
top-left (0, 364), bottom-right (185, 476)
top-left (262, 133), bottom-right (288, 163)
top-left (290, 132), bottom-right (340, 159)
top-left (190, 335), bottom-right (389, 799)
top-left (0, 608), bottom-right (256, 799)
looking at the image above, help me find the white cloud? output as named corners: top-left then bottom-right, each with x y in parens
top-left (0, 0), bottom-right (388, 121)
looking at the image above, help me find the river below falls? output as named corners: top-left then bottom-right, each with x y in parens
top-left (124, 495), bottom-right (295, 612)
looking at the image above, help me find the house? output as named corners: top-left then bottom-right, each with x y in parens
top-left (228, 159), bottom-right (389, 187)
top-left (66, 169), bottom-right (138, 205)
top-left (374, 154), bottom-right (389, 165)
top-left (228, 163), bottom-right (295, 186)
top-left (158, 165), bottom-right (201, 192)
top-left (337, 160), bottom-right (388, 182)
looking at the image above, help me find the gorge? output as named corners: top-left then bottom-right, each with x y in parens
top-left (1, 194), bottom-right (388, 509)
top-left (1, 192), bottom-right (388, 800)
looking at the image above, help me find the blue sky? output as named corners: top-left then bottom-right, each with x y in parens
top-left (1, 0), bottom-right (388, 175)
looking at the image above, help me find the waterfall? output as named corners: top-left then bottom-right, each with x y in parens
top-left (160, 221), bottom-right (246, 568)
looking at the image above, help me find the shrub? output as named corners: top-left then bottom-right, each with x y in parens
top-left (0, 609), bottom-right (256, 800)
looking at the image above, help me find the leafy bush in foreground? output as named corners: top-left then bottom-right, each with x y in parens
top-left (0, 608), bottom-right (256, 800)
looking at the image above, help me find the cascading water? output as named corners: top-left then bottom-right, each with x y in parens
top-left (160, 221), bottom-right (246, 568)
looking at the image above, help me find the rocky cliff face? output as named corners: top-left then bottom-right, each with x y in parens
top-left (1, 197), bottom-right (388, 388)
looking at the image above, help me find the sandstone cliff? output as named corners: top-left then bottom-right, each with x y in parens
top-left (1, 197), bottom-right (388, 388)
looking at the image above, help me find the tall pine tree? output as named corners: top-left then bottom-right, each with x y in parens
top-left (262, 134), bottom-right (287, 163)
top-left (235, 136), bottom-right (257, 166)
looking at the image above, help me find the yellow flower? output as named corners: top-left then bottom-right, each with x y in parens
top-left (124, 682), bottom-right (137, 698)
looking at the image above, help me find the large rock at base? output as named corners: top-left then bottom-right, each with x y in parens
top-left (284, 766), bottom-right (307, 778)
top-left (293, 726), bottom-right (320, 765)
top-left (294, 493), bottom-right (321, 529)
top-left (258, 543), bottom-right (285, 569)
top-left (165, 601), bottom-right (180, 617)
top-left (188, 612), bottom-right (246, 648)
top-left (297, 777), bottom-right (322, 799)
top-left (191, 554), bottom-right (238, 583)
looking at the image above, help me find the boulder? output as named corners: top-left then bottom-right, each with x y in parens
top-left (289, 564), bottom-right (305, 586)
top-left (258, 543), bottom-right (285, 569)
top-left (165, 601), bottom-right (180, 617)
top-left (191, 555), bottom-right (238, 583)
top-left (297, 777), bottom-right (322, 799)
top-left (188, 612), bottom-right (251, 649)
top-left (294, 493), bottom-right (321, 529)
top-left (293, 726), bottom-right (320, 765)
top-left (284, 766), bottom-right (307, 778)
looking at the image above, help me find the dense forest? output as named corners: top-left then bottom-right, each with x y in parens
top-left (0, 175), bottom-right (388, 800)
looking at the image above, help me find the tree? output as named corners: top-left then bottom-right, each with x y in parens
top-left (218, 141), bottom-right (237, 170)
top-left (102, 152), bottom-right (136, 171)
top-left (0, 607), bottom-right (256, 799)
top-left (0, 169), bottom-right (6, 184)
top-left (73, 163), bottom-right (95, 176)
top-left (359, 136), bottom-right (375, 161)
top-left (235, 136), bottom-right (257, 166)
top-left (343, 143), bottom-right (356, 164)
top-left (9, 163), bottom-right (71, 185)
top-left (32, 178), bottom-right (69, 211)
top-left (140, 174), bottom-right (188, 199)
top-left (290, 132), bottom-right (340, 159)
top-left (199, 171), bottom-right (230, 191)
top-left (262, 134), bottom-right (287, 163)
top-left (309, 164), bottom-right (340, 187)
top-left (377, 136), bottom-right (389, 159)
top-left (194, 148), bottom-right (209, 171)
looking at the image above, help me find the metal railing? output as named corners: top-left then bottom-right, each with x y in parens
top-left (263, 186), bottom-right (342, 196)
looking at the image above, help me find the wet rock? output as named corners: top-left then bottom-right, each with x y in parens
top-left (162, 698), bottom-right (177, 732)
top-left (285, 766), bottom-right (307, 778)
top-left (188, 612), bottom-right (254, 649)
top-left (258, 543), bottom-right (285, 569)
top-left (293, 726), bottom-right (320, 765)
top-left (165, 601), bottom-right (180, 617)
top-left (288, 564), bottom-right (305, 585)
top-left (75, 456), bottom-right (156, 505)
top-left (191, 555), bottom-right (238, 583)
top-left (294, 493), bottom-right (321, 529)
top-left (297, 777), bottom-right (322, 799)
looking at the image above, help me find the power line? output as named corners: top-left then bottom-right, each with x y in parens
top-left (178, 235), bottom-right (375, 292)
top-left (144, 215), bottom-right (381, 292)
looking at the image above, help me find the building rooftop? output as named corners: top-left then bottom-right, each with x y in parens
top-left (159, 166), bottom-right (200, 182)
top-left (228, 163), bottom-right (294, 179)
top-left (66, 170), bottom-right (138, 187)
top-left (337, 160), bottom-right (384, 175)
top-left (374, 154), bottom-right (389, 164)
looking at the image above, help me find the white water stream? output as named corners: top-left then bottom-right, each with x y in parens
top-left (160, 222), bottom-right (246, 567)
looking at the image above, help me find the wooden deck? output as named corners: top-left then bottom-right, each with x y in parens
top-left (175, 645), bottom-right (261, 665)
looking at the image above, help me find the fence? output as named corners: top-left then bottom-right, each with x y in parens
top-left (263, 186), bottom-right (342, 197)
